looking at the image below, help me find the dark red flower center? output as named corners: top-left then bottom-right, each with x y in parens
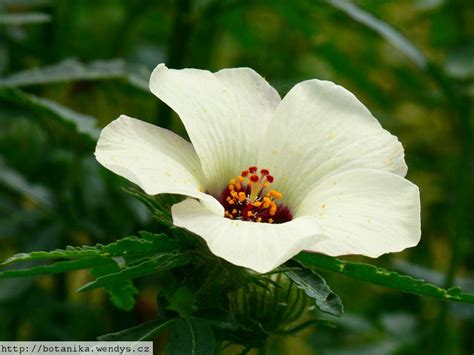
top-left (219, 166), bottom-right (292, 224)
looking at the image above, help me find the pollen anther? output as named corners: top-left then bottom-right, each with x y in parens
top-left (220, 166), bottom-right (292, 224)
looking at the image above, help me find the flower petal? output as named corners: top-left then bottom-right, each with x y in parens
top-left (296, 169), bottom-right (421, 257)
top-left (150, 64), bottom-right (280, 195)
top-left (95, 115), bottom-right (223, 214)
top-left (172, 198), bottom-right (326, 273)
top-left (258, 79), bottom-right (407, 209)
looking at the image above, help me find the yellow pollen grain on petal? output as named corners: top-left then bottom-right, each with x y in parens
top-left (232, 209), bottom-right (238, 214)
top-left (257, 217), bottom-right (262, 222)
top-left (238, 192), bottom-right (246, 202)
top-left (268, 218), bottom-right (274, 224)
top-left (228, 184), bottom-right (234, 191)
top-left (237, 176), bottom-right (245, 182)
top-left (253, 201), bottom-right (262, 207)
top-left (229, 199), bottom-right (235, 205)
top-left (229, 179), bottom-right (237, 185)
top-left (247, 211), bottom-right (253, 217)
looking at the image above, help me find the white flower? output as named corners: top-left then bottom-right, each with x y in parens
top-left (95, 64), bottom-right (421, 273)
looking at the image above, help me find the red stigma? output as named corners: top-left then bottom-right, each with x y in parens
top-left (241, 170), bottom-right (249, 177)
top-left (250, 175), bottom-right (259, 182)
top-left (260, 169), bottom-right (270, 175)
top-left (266, 175), bottom-right (274, 183)
top-left (249, 166), bottom-right (257, 174)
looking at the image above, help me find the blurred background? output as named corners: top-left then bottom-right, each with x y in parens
top-left (0, 0), bottom-right (473, 354)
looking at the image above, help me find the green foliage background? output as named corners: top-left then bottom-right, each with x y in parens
top-left (0, 0), bottom-right (473, 354)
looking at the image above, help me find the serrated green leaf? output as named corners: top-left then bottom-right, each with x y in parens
top-left (295, 253), bottom-right (474, 304)
top-left (1, 234), bottom-right (178, 266)
top-left (98, 318), bottom-right (177, 341)
top-left (0, 257), bottom-right (112, 278)
top-left (107, 281), bottom-right (138, 311)
top-left (91, 264), bottom-right (139, 311)
top-left (393, 259), bottom-right (474, 291)
top-left (285, 268), bottom-right (343, 317)
top-left (77, 252), bottom-right (191, 293)
top-left (1, 246), bottom-right (102, 266)
top-left (165, 318), bottom-right (216, 355)
top-left (328, 0), bottom-right (427, 68)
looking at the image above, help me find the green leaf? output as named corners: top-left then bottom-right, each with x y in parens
top-left (285, 268), bottom-right (343, 317)
top-left (91, 263), bottom-right (139, 311)
top-left (107, 281), bottom-right (138, 311)
top-left (0, 58), bottom-right (149, 91)
top-left (0, 157), bottom-right (53, 207)
top-left (295, 253), bottom-right (474, 304)
top-left (167, 286), bottom-right (196, 318)
top-left (0, 88), bottom-right (100, 141)
top-left (1, 246), bottom-right (101, 266)
top-left (124, 188), bottom-right (184, 228)
top-left (328, 0), bottom-right (427, 69)
top-left (210, 319), bottom-right (267, 349)
top-left (0, 13), bottom-right (50, 25)
top-left (1, 234), bottom-right (178, 266)
top-left (98, 318), bottom-right (177, 341)
top-left (0, 59), bottom-right (123, 87)
top-left (0, 257), bottom-right (112, 278)
top-left (77, 252), bottom-right (191, 292)
top-left (393, 259), bottom-right (474, 291)
top-left (165, 318), bottom-right (216, 355)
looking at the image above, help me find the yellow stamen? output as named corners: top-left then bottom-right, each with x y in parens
top-left (223, 166), bottom-right (285, 223)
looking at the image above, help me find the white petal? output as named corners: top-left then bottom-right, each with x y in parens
top-left (150, 64), bottom-right (280, 196)
top-left (95, 115), bottom-right (223, 214)
top-left (258, 79), bottom-right (407, 209)
top-left (172, 199), bottom-right (326, 273)
top-left (296, 169), bottom-right (421, 257)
